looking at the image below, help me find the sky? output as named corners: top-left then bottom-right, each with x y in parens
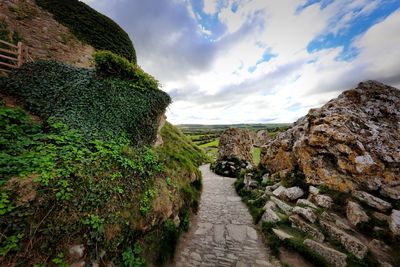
top-left (82, 0), bottom-right (400, 124)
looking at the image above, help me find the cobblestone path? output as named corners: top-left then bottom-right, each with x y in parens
top-left (172, 165), bottom-right (277, 267)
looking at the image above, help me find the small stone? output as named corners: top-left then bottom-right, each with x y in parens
top-left (261, 208), bottom-right (280, 223)
top-left (173, 215), bottom-right (180, 227)
top-left (69, 244), bottom-right (85, 260)
top-left (309, 186), bottom-right (320, 195)
top-left (372, 211), bottom-right (389, 222)
top-left (389, 209), bottom-right (400, 236)
top-left (246, 226), bottom-right (258, 240)
top-left (297, 199), bottom-right (317, 209)
top-left (368, 239), bottom-right (391, 254)
top-left (380, 185), bottom-right (400, 200)
top-left (289, 214), bottom-right (324, 242)
top-left (353, 190), bottom-right (392, 211)
top-left (272, 186), bottom-right (287, 198)
top-left (263, 200), bottom-right (277, 211)
top-left (270, 196), bottom-right (293, 215)
top-left (71, 261), bottom-right (85, 267)
top-left (227, 224), bottom-right (247, 241)
top-left (304, 239), bottom-right (347, 267)
top-left (272, 228), bottom-right (293, 240)
top-left (314, 194), bottom-right (333, 208)
top-left (265, 182), bottom-right (281, 193)
top-left (190, 252), bottom-right (202, 261)
top-left (285, 186), bottom-right (304, 200)
top-left (293, 206), bottom-right (317, 223)
top-left (346, 201), bottom-right (369, 226)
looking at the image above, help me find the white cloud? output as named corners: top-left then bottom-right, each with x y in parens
top-left (83, 0), bottom-right (400, 124)
top-left (203, 0), bottom-right (219, 14)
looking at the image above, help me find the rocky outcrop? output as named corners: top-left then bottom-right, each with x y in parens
top-left (0, 0), bottom-right (94, 67)
top-left (154, 113), bottom-right (166, 147)
top-left (218, 128), bottom-right (254, 163)
top-left (260, 81), bottom-right (400, 191)
top-left (254, 130), bottom-right (270, 147)
top-left (211, 128), bottom-right (253, 177)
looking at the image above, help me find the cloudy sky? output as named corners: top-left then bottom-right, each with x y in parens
top-left (83, 0), bottom-right (400, 124)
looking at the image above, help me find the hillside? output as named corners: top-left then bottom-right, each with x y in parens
top-left (0, 68), bottom-right (208, 265)
top-left (36, 0), bottom-right (136, 63)
top-left (0, 2), bottom-right (208, 264)
top-left (0, 0), bottom-right (136, 67)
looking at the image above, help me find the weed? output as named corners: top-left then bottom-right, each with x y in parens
top-left (51, 253), bottom-right (68, 267)
top-left (140, 189), bottom-right (157, 216)
top-left (122, 243), bottom-right (146, 267)
top-left (0, 233), bottom-right (24, 257)
top-left (0, 192), bottom-right (14, 215)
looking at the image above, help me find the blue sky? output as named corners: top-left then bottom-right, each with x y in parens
top-left (83, 0), bottom-right (400, 124)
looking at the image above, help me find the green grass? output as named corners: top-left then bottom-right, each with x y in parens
top-left (253, 147), bottom-right (261, 165)
top-left (199, 138), bottom-right (219, 148)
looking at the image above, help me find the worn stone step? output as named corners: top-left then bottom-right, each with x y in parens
top-left (303, 239), bottom-right (347, 267)
top-left (320, 220), bottom-right (368, 259)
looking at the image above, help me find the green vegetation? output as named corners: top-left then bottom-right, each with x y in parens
top-left (94, 51), bottom-right (159, 90)
top-left (0, 102), bottom-right (163, 265)
top-left (0, 61), bottom-right (170, 144)
top-left (234, 168), bottom-right (270, 223)
top-left (36, 0), bottom-right (136, 62)
top-left (253, 147), bottom-right (261, 165)
top-left (0, 100), bottom-right (207, 265)
top-left (0, 47), bottom-right (208, 266)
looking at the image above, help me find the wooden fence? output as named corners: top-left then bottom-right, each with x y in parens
top-left (0, 40), bottom-right (32, 75)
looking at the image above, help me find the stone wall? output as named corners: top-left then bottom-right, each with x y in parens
top-left (0, 0), bottom-right (94, 67)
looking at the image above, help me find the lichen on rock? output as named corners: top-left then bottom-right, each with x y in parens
top-left (260, 81), bottom-right (400, 191)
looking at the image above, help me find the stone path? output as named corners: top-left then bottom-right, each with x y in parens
top-left (172, 165), bottom-right (277, 267)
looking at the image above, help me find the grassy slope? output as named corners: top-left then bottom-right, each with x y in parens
top-left (0, 63), bottom-right (207, 266)
top-left (36, 0), bottom-right (137, 62)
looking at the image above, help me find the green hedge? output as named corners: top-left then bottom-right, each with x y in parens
top-left (36, 0), bottom-right (137, 63)
top-left (0, 61), bottom-right (170, 145)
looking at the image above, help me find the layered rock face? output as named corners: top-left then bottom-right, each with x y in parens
top-left (261, 81), bottom-right (400, 191)
top-left (211, 128), bottom-right (253, 177)
top-left (218, 128), bottom-right (254, 162)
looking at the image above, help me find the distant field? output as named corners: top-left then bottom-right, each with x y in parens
top-left (178, 123), bottom-right (290, 163)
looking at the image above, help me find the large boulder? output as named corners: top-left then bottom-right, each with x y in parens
top-left (211, 128), bottom-right (253, 177)
top-left (260, 81), bottom-right (400, 191)
top-left (218, 128), bottom-right (254, 162)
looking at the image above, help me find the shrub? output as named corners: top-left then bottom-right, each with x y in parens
top-left (0, 61), bottom-right (170, 144)
top-left (94, 51), bottom-right (159, 90)
top-left (36, 0), bottom-right (136, 62)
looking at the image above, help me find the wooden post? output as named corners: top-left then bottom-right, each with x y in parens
top-left (17, 42), bottom-right (23, 67)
